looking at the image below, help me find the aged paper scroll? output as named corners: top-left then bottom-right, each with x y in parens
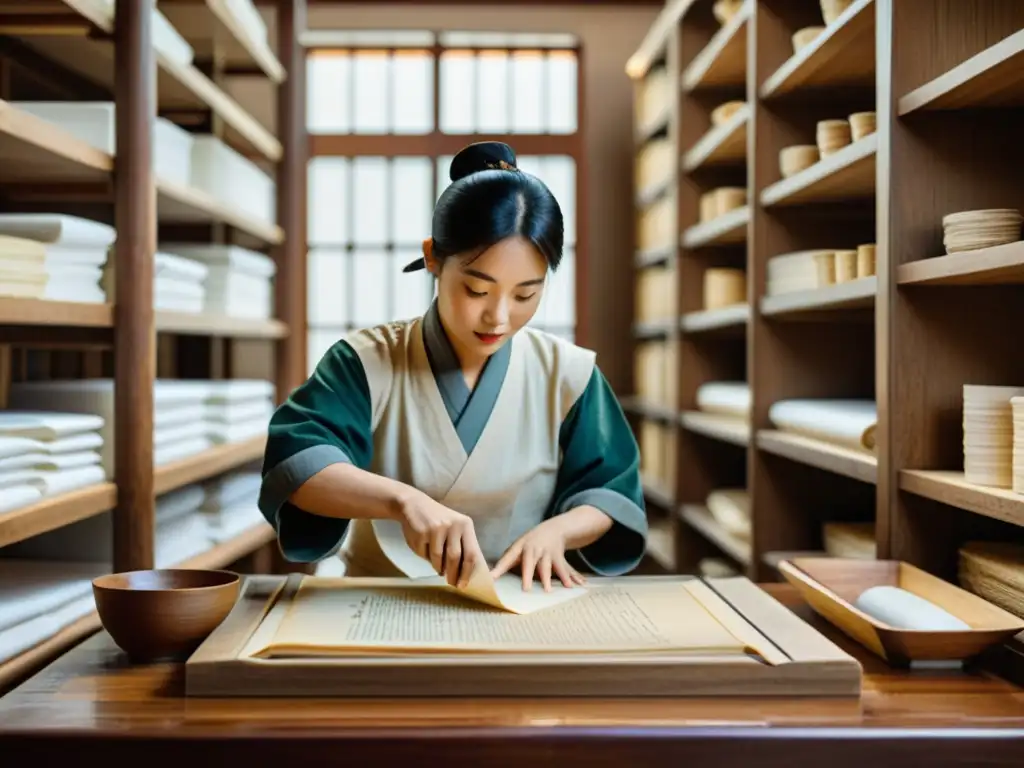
top-left (371, 518), bottom-right (587, 615)
top-left (247, 576), bottom-right (763, 658)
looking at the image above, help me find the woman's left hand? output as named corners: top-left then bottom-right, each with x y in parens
top-left (489, 517), bottom-right (587, 592)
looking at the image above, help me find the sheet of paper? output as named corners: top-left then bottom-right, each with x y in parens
top-left (371, 518), bottom-right (587, 615)
top-left (249, 576), bottom-right (756, 658)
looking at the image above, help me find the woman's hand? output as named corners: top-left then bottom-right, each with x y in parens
top-left (397, 492), bottom-right (484, 589)
top-left (489, 517), bottom-right (587, 592)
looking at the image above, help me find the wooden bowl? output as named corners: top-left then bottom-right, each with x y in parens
top-left (792, 26), bottom-right (824, 53)
top-left (778, 558), bottom-right (1024, 666)
top-left (779, 144), bottom-right (819, 178)
top-left (93, 569), bottom-right (241, 662)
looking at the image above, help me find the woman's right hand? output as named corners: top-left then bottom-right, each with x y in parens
top-left (397, 493), bottom-right (484, 588)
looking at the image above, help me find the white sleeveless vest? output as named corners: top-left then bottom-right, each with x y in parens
top-left (338, 317), bottom-right (596, 576)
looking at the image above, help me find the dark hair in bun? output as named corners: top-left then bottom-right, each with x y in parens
top-left (404, 141), bottom-right (564, 273)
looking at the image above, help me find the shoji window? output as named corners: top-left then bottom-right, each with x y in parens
top-left (305, 32), bottom-right (583, 374)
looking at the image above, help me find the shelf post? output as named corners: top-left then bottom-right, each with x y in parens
top-left (275, 0), bottom-right (309, 401)
top-left (113, 0), bottom-right (157, 572)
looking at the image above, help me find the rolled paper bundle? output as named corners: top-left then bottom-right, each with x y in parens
top-left (792, 26), bottom-right (824, 53)
top-left (849, 111), bottom-right (877, 141)
top-left (814, 251), bottom-right (835, 286)
top-left (714, 186), bottom-right (747, 215)
top-left (834, 249), bottom-right (857, 282)
top-left (779, 144), bottom-right (819, 177)
top-left (855, 586), bottom-right (971, 631)
top-left (820, 0), bottom-right (854, 25)
top-left (856, 243), bottom-right (876, 277)
top-left (817, 119), bottom-right (852, 157)
top-left (711, 100), bottom-right (746, 126)
top-left (703, 267), bottom-right (746, 310)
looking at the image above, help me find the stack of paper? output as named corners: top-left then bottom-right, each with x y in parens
top-left (201, 470), bottom-right (265, 543)
top-left (0, 560), bottom-right (105, 665)
top-left (0, 412), bottom-right (106, 514)
top-left (102, 251), bottom-right (209, 313)
top-left (0, 214), bottom-right (115, 303)
top-left (204, 380), bottom-right (274, 445)
top-left (6, 379), bottom-right (216, 477)
top-left (962, 385), bottom-right (1024, 488)
top-left (766, 250), bottom-right (834, 295)
top-left (160, 244), bottom-right (275, 319)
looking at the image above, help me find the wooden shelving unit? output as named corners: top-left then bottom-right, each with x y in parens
top-left (624, 0), bottom-right (1024, 617)
top-left (0, 0), bottom-right (307, 693)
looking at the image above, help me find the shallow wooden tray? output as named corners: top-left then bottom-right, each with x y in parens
top-left (778, 558), bottom-right (1024, 665)
top-left (184, 574), bottom-right (862, 698)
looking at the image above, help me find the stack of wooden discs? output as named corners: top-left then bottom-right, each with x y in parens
top-left (817, 119), bottom-right (851, 157)
top-left (962, 384), bottom-right (1024, 488)
top-left (699, 187), bottom-right (746, 222)
top-left (1013, 396), bottom-right (1024, 494)
top-left (703, 268), bottom-right (746, 309)
top-left (943, 209), bottom-right (1023, 254)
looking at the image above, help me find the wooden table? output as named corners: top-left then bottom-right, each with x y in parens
top-left (1, 584), bottom-right (1024, 765)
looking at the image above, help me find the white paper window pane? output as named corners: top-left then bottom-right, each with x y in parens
top-left (308, 329), bottom-right (343, 376)
top-left (307, 53), bottom-right (350, 134)
top-left (392, 52), bottom-right (433, 134)
top-left (353, 52), bottom-right (389, 134)
top-left (392, 249), bottom-right (435, 320)
top-left (540, 156), bottom-right (576, 245)
top-left (307, 248), bottom-right (348, 326)
top-left (510, 52), bottom-right (544, 133)
top-left (307, 158), bottom-right (349, 246)
top-left (436, 155), bottom-right (454, 199)
top-left (440, 51), bottom-right (474, 134)
top-left (476, 52), bottom-right (509, 132)
top-left (352, 157), bottom-right (388, 245)
top-left (392, 157), bottom-right (432, 246)
top-left (515, 155), bottom-right (544, 178)
top-left (546, 53), bottom-right (578, 133)
top-left (352, 250), bottom-right (391, 325)
top-left (546, 247), bottom-right (576, 326)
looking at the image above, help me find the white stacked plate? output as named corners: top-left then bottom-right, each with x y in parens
top-left (943, 209), bottom-right (1023, 254)
top-left (1013, 397), bottom-right (1024, 494)
top-left (963, 385), bottom-right (1024, 487)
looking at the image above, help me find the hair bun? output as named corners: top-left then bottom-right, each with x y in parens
top-left (449, 141), bottom-right (517, 182)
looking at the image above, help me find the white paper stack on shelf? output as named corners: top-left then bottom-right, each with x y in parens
top-left (695, 381), bottom-right (750, 421)
top-left (0, 559), bottom-right (105, 665)
top-left (6, 380), bottom-right (216, 478)
top-left (962, 385), bottom-right (1024, 488)
top-left (190, 135), bottom-right (276, 224)
top-left (0, 214), bottom-right (115, 303)
top-left (768, 398), bottom-right (877, 453)
top-left (12, 101), bottom-right (194, 188)
top-left (766, 250), bottom-right (833, 296)
top-left (706, 488), bottom-right (751, 543)
top-left (0, 412), bottom-right (106, 514)
top-left (160, 244), bottom-right (275, 318)
top-left (1013, 397), bottom-right (1024, 495)
top-left (102, 251), bottom-right (209, 313)
top-left (204, 380), bottom-right (274, 444)
top-left (201, 470), bottom-right (265, 543)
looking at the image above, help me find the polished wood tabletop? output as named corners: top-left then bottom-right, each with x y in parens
top-left (2, 584), bottom-right (1024, 765)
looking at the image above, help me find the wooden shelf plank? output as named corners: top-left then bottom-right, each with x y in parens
top-left (897, 240), bottom-right (1024, 286)
top-left (0, 298), bottom-right (113, 328)
top-left (632, 320), bottom-right (674, 339)
top-left (620, 396), bottom-right (677, 423)
top-left (761, 276), bottom-right (876, 317)
top-left (0, 611), bottom-right (100, 693)
top-left (159, 0), bottom-right (287, 84)
top-left (681, 205), bottom-right (749, 249)
top-left (153, 436), bottom-right (266, 496)
top-left (636, 175), bottom-right (674, 208)
top-left (899, 29), bottom-right (1024, 114)
top-left (679, 504), bottom-right (752, 565)
top-left (757, 430), bottom-right (877, 484)
top-left (643, 481), bottom-right (675, 510)
top-left (761, 134), bottom-right (877, 207)
top-left (0, 99), bottom-right (112, 184)
top-left (680, 303), bottom-right (749, 334)
top-left (635, 244), bottom-right (675, 269)
top-left (760, 0), bottom-right (876, 98)
top-left (155, 311), bottom-right (287, 339)
top-left (636, 104), bottom-right (671, 145)
top-left (679, 411), bottom-right (750, 446)
top-left (899, 470), bottom-right (1024, 528)
top-left (681, 105), bottom-right (749, 172)
top-left (175, 524), bottom-right (277, 570)
top-left (0, 482), bottom-right (116, 549)
top-left (680, 0), bottom-right (749, 91)
top-left (761, 549), bottom-right (830, 571)
top-left (157, 179), bottom-right (283, 245)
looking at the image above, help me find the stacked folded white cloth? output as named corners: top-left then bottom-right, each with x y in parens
top-left (0, 214), bottom-right (115, 303)
top-left (160, 244), bottom-right (276, 319)
top-left (102, 250), bottom-right (209, 313)
top-left (204, 379), bottom-right (275, 445)
top-left (695, 381), bottom-right (751, 420)
top-left (6, 379), bottom-right (216, 478)
top-left (201, 470), bottom-right (265, 543)
top-left (0, 559), bottom-right (106, 665)
top-left (0, 412), bottom-right (106, 514)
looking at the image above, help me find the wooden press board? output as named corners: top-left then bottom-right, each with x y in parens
top-left (184, 574), bottom-right (862, 698)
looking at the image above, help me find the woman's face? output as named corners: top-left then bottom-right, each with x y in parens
top-left (424, 236), bottom-right (548, 363)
